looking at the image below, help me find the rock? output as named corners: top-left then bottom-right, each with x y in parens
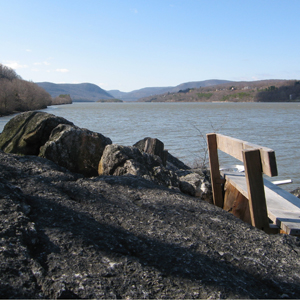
top-left (134, 137), bottom-right (168, 166)
top-left (179, 173), bottom-right (202, 196)
top-left (0, 111), bottom-right (112, 177)
top-left (39, 124), bottom-right (112, 177)
top-left (0, 111), bottom-right (211, 198)
top-left (291, 187), bottom-right (300, 198)
top-left (98, 144), bottom-right (178, 187)
top-left (1, 150), bottom-right (300, 299)
top-left (178, 170), bottom-right (212, 202)
top-left (133, 137), bottom-right (212, 200)
top-left (0, 111), bottom-right (73, 155)
top-left (133, 137), bottom-right (192, 170)
top-left (166, 151), bottom-right (191, 171)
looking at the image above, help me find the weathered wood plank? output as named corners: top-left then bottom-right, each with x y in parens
top-left (207, 133), bottom-right (294, 234)
top-left (243, 149), bottom-right (270, 231)
top-left (244, 142), bottom-right (277, 177)
top-left (222, 171), bottom-right (300, 235)
top-left (263, 179), bottom-right (300, 235)
top-left (223, 181), bottom-right (251, 225)
top-left (216, 134), bottom-right (245, 161)
top-left (221, 172), bottom-right (248, 198)
top-left (207, 133), bottom-right (224, 208)
top-left (216, 134), bottom-right (278, 177)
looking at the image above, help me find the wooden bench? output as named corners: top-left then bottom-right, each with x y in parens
top-left (207, 133), bottom-right (300, 235)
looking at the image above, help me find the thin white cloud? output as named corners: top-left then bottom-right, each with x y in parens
top-left (56, 68), bottom-right (69, 73)
top-left (4, 61), bottom-right (28, 69)
top-left (34, 61), bottom-right (50, 66)
top-left (26, 49), bottom-right (32, 52)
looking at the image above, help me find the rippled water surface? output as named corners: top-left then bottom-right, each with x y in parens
top-left (1, 102), bottom-right (299, 191)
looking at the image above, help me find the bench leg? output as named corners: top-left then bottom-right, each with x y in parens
top-left (243, 149), bottom-right (270, 232)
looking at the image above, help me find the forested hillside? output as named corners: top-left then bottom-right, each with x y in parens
top-left (0, 64), bottom-right (52, 116)
top-left (108, 80), bottom-right (232, 101)
top-left (138, 80), bottom-right (300, 102)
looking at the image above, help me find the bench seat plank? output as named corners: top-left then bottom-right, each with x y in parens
top-left (222, 171), bottom-right (300, 235)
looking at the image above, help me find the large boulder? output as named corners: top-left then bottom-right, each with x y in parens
top-left (98, 144), bottom-right (178, 187)
top-left (0, 111), bottom-right (73, 155)
top-left (39, 124), bottom-right (112, 177)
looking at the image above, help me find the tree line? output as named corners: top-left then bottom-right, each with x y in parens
top-left (138, 79), bottom-right (300, 102)
top-left (0, 64), bottom-right (52, 116)
top-left (256, 81), bottom-right (300, 102)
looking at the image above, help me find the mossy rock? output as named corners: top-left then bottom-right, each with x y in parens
top-left (0, 111), bottom-right (73, 155)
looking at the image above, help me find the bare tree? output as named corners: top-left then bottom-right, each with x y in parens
top-left (0, 64), bottom-right (52, 115)
top-left (0, 64), bottom-right (21, 81)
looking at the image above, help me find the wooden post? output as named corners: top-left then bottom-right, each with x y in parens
top-left (243, 149), bottom-right (270, 232)
top-left (207, 133), bottom-right (224, 208)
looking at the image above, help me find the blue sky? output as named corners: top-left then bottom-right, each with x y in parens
top-left (1, 0), bottom-right (300, 92)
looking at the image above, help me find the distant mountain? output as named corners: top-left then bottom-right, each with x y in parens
top-left (137, 80), bottom-right (300, 103)
top-left (108, 80), bottom-right (232, 101)
top-left (36, 82), bottom-right (114, 102)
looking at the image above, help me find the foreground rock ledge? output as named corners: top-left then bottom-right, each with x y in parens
top-left (1, 150), bottom-right (300, 299)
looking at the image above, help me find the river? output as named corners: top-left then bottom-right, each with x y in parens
top-left (1, 102), bottom-right (299, 192)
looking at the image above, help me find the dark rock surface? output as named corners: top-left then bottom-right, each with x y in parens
top-left (133, 137), bottom-right (168, 166)
top-left (40, 124), bottom-right (112, 177)
top-left (1, 150), bottom-right (300, 299)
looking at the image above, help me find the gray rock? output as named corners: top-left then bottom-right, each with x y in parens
top-left (133, 137), bottom-right (212, 199)
top-left (178, 172), bottom-right (212, 201)
top-left (39, 124), bottom-right (112, 177)
top-left (134, 137), bottom-right (168, 166)
top-left (98, 144), bottom-right (178, 187)
top-left (291, 187), bottom-right (300, 198)
top-left (0, 111), bottom-right (73, 155)
top-left (179, 172), bottom-right (202, 196)
top-left (166, 151), bottom-right (191, 171)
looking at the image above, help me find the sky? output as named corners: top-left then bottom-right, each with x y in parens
top-left (1, 0), bottom-right (300, 92)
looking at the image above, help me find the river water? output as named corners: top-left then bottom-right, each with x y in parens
top-left (1, 102), bottom-right (299, 192)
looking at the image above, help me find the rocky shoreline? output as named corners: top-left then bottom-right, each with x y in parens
top-left (1, 112), bottom-right (300, 298)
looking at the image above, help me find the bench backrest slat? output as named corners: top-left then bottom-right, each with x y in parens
top-left (215, 134), bottom-right (278, 177)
